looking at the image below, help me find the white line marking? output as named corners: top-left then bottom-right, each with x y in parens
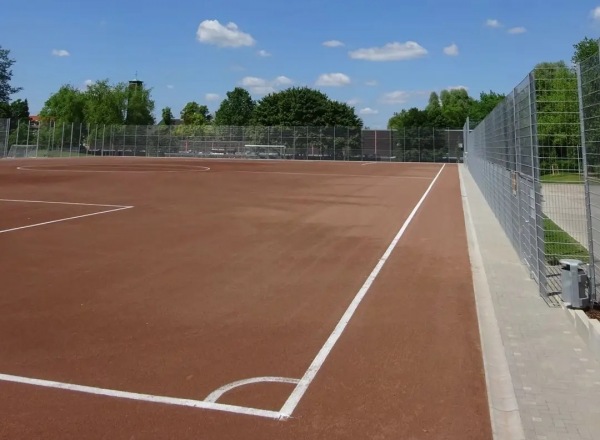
top-left (205, 377), bottom-right (300, 403)
top-left (0, 198), bottom-right (130, 208)
top-left (17, 166), bottom-right (211, 173)
top-left (232, 170), bottom-right (432, 180)
top-left (0, 206), bottom-right (133, 234)
top-left (0, 373), bottom-right (282, 419)
top-left (279, 164), bottom-right (446, 419)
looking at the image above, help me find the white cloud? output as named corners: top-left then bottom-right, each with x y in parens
top-left (274, 76), bottom-right (293, 86)
top-left (486, 19), bottom-right (502, 28)
top-left (257, 49), bottom-right (271, 57)
top-left (365, 80), bottom-right (378, 86)
top-left (380, 90), bottom-right (411, 104)
top-left (240, 76), bottom-right (293, 95)
top-left (507, 26), bottom-right (526, 34)
top-left (443, 43), bottom-right (459, 56)
top-left (349, 41), bottom-right (427, 61)
top-left (79, 79), bottom-right (94, 91)
top-left (52, 49), bottom-right (70, 57)
top-left (359, 107), bottom-right (379, 115)
top-left (323, 40), bottom-right (344, 48)
top-left (315, 73), bottom-right (351, 87)
top-left (380, 90), bottom-right (429, 104)
top-left (196, 19), bottom-right (255, 48)
top-left (448, 85), bottom-right (469, 91)
top-left (592, 7), bottom-right (600, 21)
top-left (205, 93), bottom-right (220, 101)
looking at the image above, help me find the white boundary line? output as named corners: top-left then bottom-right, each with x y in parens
top-left (0, 199), bottom-right (133, 234)
top-left (0, 168), bottom-right (443, 419)
top-left (232, 170), bottom-right (432, 180)
top-left (17, 165), bottom-right (211, 173)
top-left (0, 373), bottom-right (281, 419)
top-left (279, 164), bottom-right (446, 418)
top-left (0, 198), bottom-right (130, 208)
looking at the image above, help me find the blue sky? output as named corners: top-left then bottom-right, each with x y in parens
top-left (2, 0), bottom-right (600, 128)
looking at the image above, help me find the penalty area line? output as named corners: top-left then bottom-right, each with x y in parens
top-left (279, 164), bottom-right (446, 419)
top-left (0, 373), bottom-right (282, 419)
top-left (0, 206), bottom-right (134, 234)
top-left (0, 198), bottom-right (131, 208)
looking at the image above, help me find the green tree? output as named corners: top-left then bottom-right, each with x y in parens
top-left (469, 91), bottom-right (505, 122)
top-left (40, 85), bottom-right (86, 123)
top-left (181, 102), bottom-right (212, 125)
top-left (533, 61), bottom-right (580, 174)
top-left (0, 102), bottom-right (9, 118)
top-left (83, 79), bottom-right (128, 125)
top-left (572, 37), bottom-right (599, 65)
top-left (214, 87), bottom-right (255, 126)
top-left (440, 88), bottom-right (473, 128)
top-left (252, 87), bottom-right (362, 126)
top-left (425, 92), bottom-right (447, 127)
top-left (125, 83), bottom-right (155, 125)
top-left (388, 108), bottom-right (429, 129)
top-left (9, 99), bottom-right (29, 121)
top-left (325, 101), bottom-right (363, 126)
top-left (161, 106), bottom-right (174, 125)
top-left (0, 45), bottom-right (22, 104)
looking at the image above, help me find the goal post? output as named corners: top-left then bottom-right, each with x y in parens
top-left (5, 144), bottom-right (38, 158)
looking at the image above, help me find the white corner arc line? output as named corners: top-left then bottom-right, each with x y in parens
top-left (0, 373), bottom-right (281, 419)
top-left (205, 377), bottom-right (300, 403)
top-left (0, 206), bottom-right (133, 234)
top-left (0, 198), bottom-right (131, 208)
top-left (279, 164), bottom-right (446, 419)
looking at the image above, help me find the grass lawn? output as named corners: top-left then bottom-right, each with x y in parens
top-left (541, 173), bottom-right (584, 183)
top-left (544, 216), bottom-right (589, 265)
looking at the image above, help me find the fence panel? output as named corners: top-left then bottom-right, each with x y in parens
top-left (578, 48), bottom-right (600, 303)
top-left (466, 74), bottom-right (549, 299)
top-left (0, 119), bottom-right (10, 157)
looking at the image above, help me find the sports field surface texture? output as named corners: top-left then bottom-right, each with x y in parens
top-left (0, 157), bottom-right (491, 439)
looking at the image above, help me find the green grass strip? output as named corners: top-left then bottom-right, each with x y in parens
top-left (544, 216), bottom-right (589, 265)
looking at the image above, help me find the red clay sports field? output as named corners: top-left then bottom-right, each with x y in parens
top-left (0, 157), bottom-right (491, 439)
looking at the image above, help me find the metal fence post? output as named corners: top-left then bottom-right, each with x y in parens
top-left (528, 72), bottom-right (547, 297)
top-left (576, 62), bottom-right (597, 304)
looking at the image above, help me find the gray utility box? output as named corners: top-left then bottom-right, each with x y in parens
top-left (559, 259), bottom-right (589, 308)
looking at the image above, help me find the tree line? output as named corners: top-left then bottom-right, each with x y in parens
top-left (1, 37), bottom-right (598, 138)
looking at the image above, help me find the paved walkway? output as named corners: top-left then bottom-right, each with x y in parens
top-left (461, 165), bottom-right (600, 440)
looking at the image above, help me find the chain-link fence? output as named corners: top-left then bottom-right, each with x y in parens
top-left (0, 119), bottom-right (10, 157)
top-left (0, 121), bottom-right (464, 163)
top-left (577, 49), bottom-right (600, 306)
top-left (465, 62), bottom-right (595, 305)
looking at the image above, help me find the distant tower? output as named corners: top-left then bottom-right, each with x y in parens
top-left (126, 72), bottom-right (143, 124)
top-left (129, 71), bottom-right (143, 90)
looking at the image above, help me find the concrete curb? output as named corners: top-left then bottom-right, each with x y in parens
top-left (458, 165), bottom-right (526, 440)
top-left (561, 304), bottom-right (600, 360)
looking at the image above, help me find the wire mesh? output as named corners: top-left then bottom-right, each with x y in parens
top-left (466, 62), bottom-right (597, 305)
top-left (578, 47), bottom-right (600, 303)
top-left (0, 123), bottom-right (464, 163)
